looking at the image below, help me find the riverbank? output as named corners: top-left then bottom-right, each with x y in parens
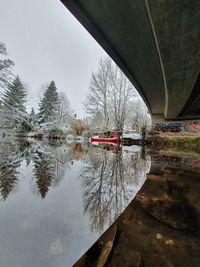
top-left (150, 134), bottom-right (200, 154)
top-left (74, 161), bottom-right (200, 267)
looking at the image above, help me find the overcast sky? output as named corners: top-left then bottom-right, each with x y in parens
top-left (0, 0), bottom-right (107, 117)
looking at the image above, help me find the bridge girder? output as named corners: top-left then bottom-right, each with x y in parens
top-left (61, 0), bottom-right (200, 120)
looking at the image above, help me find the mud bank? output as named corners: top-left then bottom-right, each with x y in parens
top-left (74, 165), bottom-right (200, 267)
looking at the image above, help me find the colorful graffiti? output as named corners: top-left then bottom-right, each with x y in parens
top-left (181, 122), bottom-right (200, 133)
top-left (154, 121), bottom-right (200, 133)
top-left (154, 123), bottom-right (181, 133)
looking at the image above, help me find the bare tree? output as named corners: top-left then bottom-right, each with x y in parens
top-left (71, 119), bottom-right (86, 136)
top-left (84, 57), bottom-right (138, 132)
top-left (127, 97), bottom-right (151, 138)
top-left (109, 63), bottom-right (136, 132)
top-left (57, 91), bottom-right (73, 125)
top-left (84, 58), bottom-right (112, 129)
top-left (89, 111), bottom-right (105, 130)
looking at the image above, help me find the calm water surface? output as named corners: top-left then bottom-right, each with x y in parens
top-left (76, 146), bottom-right (200, 267)
top-left (0, 139), bottom-right (150, 266)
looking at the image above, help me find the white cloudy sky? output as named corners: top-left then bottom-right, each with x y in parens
top-left (0, 0), bottom-right (107, 117)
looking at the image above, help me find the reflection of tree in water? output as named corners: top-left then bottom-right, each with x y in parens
top-left (128, 151), bottom-right (150, 186)
top-left (0, 140), bottom-right (57, 199)
top-left (0, 159), bottom-right (20, 200)
top-left (33, 143), bottom-right (71, 198)
top-left (33, 152), bottom-right (55, 198)
top-left (70, 143), bottom-right (84, 161)
top-left (17, 139), bottom-right (35, 167)
top-left (0, 140), bottom-right (85, 200)
top-left (81, 147), bottom-right (149, 232)
top-left (0, 141), bottom-right (23, 200)
top-left (32, 141), bottom-right (86, 198)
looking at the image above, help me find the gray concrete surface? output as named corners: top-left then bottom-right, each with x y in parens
top-left (60, 0), bottom-right (200, 120)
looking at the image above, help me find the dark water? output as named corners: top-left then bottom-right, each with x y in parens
top-left (74, 147), bottom-right (200, 267)
top-left (0, 139), bottom-right (150, 267)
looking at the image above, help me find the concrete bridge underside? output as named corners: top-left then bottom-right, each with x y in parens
top-left (60, 0), bottom-right (200, 121)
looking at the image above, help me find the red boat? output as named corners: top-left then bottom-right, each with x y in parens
top-left (89, 136), bottom-right (120, 144)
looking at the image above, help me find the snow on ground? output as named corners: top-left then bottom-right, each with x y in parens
top-left (122, 145), bottom-right (141, 153)
top-left (122, 133), bottom-right (141, 139)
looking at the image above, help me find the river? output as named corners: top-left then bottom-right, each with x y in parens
top-left (0, 138), bottom-right (150, 266)
top-left (1, 139), bottom-right (200, 266)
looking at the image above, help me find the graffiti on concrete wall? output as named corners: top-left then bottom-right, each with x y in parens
top-left (154, 121), bottom-right (200, 133)
top-left (181, 122), bottom-right (200, 133)
top-left (154, 123), bottom-right (181, 132)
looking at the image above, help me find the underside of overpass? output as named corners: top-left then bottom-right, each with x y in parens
top-left (60, 0), bottom-right (200, 121)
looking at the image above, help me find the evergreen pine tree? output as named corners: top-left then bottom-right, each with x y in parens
top-left (0, 42), bottom-right (14, 93)
top-left (30, 107), bottom-right (36, 124)
top-left (38, 81), bottom-right (59, 123)
top-left (1, 76), bottom-right (26, 112)
top-left (1, 76), bottom-right (27, 128)
top-left (30, 107), bottom-right (35, 117)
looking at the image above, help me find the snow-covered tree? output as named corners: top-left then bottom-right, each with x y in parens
top-left (29, 108), bottom-right (38, 128)
top-left (109, 63), bottom-right (136, 132)
top-left (0, 42), bottom-right (14, 95)
top-left (127, 98), bottom-right (151, 135)
top-left (1, 76), bottom-right (26, 112)
top-left (38, 81), bottom-right (59, 123)
top-left (0, 76), bottom-right (27, 129)
top-left (90, 111), bottom-right (105, 130)
top-left (84, 58), bottom-right (111, 129)
top-left (30, 107), bottom-right (36, 118)
top-left (85, 57), bottom-right (151, 134)
top-left (57, 91), bottom-right (73, 125)
top-left (84, 57), bottom-right (137, 132)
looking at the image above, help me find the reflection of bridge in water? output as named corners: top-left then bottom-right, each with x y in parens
top-left (151, 152), bottom-right (200, 173)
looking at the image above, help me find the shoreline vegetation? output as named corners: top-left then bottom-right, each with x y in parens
top-left (1, 43), bottom-right (151, 141)
top-left (1, 41), bottom-right (200, 152)
top-left (2, 128), bottom-right (200, 150)
top-left (149, 133), bottom-right (200, 154)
